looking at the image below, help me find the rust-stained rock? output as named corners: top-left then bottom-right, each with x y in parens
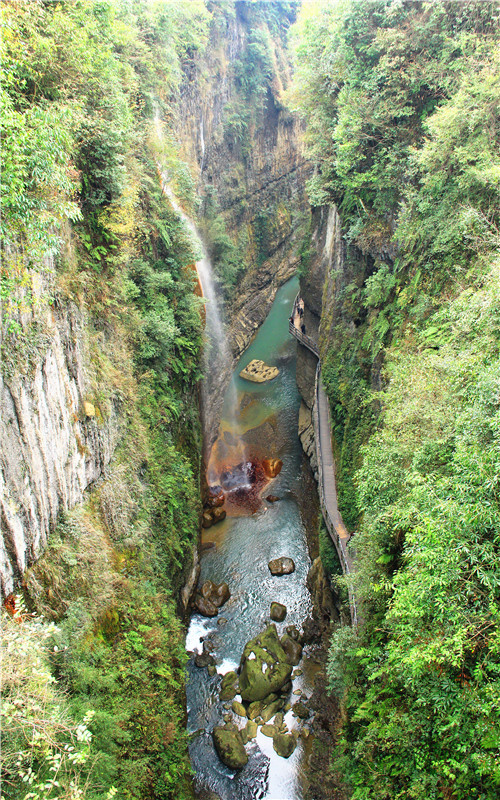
top-left (262, 458), bottom-right (283, 479)
top-left (206, 486), bottom-right (225, 508)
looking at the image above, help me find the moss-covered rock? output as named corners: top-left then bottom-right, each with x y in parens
top-left (261, 698), bottom-right (284, 723)
top-left (239, 625), bottom-right (293, 702)
top-left (232, 700), bottom-right (247, 718)
top-left (292, 701), bottom-right (310, 720)
top-left (273, 732), bottom-right (297, 758)
top-left (212, 725), bottom-right (248, 770)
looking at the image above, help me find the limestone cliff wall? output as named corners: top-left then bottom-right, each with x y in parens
top-left (296, 205), bottom-right (343, 468)
top-left (1, 275), bottom-right (120, 595)
top-left (176, 11), bottom-right (310, 339)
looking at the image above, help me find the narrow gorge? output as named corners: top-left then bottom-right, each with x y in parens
top-left (2, 3), bottom-right (498, 800)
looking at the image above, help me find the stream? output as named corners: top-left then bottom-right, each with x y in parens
top-left (186, 276), bottom-right (317, 800)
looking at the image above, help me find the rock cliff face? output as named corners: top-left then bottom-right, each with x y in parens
top-left (296, 205), bottom-right (342, 468)
top-left (1, 278), bottom-right (120, 595)
top-left (177, 10), bottom-right (310, 341)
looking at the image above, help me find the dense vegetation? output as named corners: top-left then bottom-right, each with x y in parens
top-left (292, 1), bottom-right (499, 798)
top-left (1, 1), bottom-right (210, 798)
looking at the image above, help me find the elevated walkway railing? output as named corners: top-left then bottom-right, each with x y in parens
top-left (289, 294), bottom-right (319, 357)
top-left (290, 294), bottom-right (358, 627)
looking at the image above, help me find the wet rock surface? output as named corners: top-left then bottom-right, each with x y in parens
top-left (268, 556), bottom-right (295, 576)
top-left (270, 601), bottom-right (287, 622)
top-left (239, 625), bottom-right (293, 702)
top-left (280, 634), bottom-right (303, 666)
top-left (272, 732), bottom-right (297, 759)
top-left (212, 724), bottom-right (248, 770)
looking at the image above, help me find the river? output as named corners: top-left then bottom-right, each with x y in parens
top-left (186, 276), bottom-right (318, 800)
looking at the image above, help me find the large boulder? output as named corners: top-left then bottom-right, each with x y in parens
top-left (194, 595), bottom-right (218, 617)
top-left (201, 580), bottom-right (230, 609)
top-left (268, 557), bottom-right (295, 576)
top-left (239, 625), bottom-right (293, 702)
top-left (240, 359), bottom-right (279, 383)
top-left (212, 724), bottom-right (248, 770)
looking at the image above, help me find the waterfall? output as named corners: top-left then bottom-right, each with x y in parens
top-left (199, 117), bottom-right (206, 171)
top-left (156, 165), bottom-right (245, 472)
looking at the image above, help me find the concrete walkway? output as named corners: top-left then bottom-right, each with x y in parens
top-left (290, 296), bottom-right (358, 626)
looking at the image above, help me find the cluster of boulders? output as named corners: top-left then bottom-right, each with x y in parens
top-left (211, 624), bottom-right (312, 770)
top-left (202, 485), bottom-right (226, 529)
top-left (193, 579), bottom-right (230, 617)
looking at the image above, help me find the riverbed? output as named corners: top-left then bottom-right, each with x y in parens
top-left (186, 276), bottom-right (317, 800)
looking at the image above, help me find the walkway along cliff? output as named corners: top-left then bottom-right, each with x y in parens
top-left (290, 295), bottom-right (358, 626)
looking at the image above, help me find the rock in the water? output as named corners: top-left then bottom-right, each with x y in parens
top-left (247, 700), bottom-right (262, 719)
top-left (213, 725), bottom-right (248, 770)
top-left (195, 650), bottom-right (215, 668)
top-left (292, 701), bottom-right (310, 720)
top-left (239, 624), bottom-right (293, 702)
top-left (268, 557), bottom-right (295, 576)
top-left (245, 720), bottom-right (258, 740)
top-left (201, 580), bottom-right (231, 609)
top-left (270, 602), bottom-right (287, 622)
top-left (262, 458), bottom-right (283, 478)
top-left (202, 512), bottom-right (213, 529)
top-left (281, 634), bottom-right (303, 666)
top-left (207, 665), bottom-right (217, 677)
top-left (261, 699), bottom-right (283, 723)
top-left (212, 507), bottom-right (227, 523)
top-left (260, 724), bottom-right (277, 738)
top-left (232, 700), bottom-right (247, 718)
top-left (220, 671), bottom-right (238, 701)
top-left (285, 625), bottom-right (301, 641)
top-left (240, 359), bottom-right (279, 383)
top-left (273, 732), bottom-right (297, 758)
top-left (194, 595), bottom-right (218, 617)
top-left (266, 495), bottom-right (280, 503)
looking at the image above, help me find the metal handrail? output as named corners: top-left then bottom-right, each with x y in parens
top-left (290, 294), bottom-right (359, 627)
top-left (314, 363), bottom-right (358, 627)
top-left (289, 294), bottom-right (320, 356)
